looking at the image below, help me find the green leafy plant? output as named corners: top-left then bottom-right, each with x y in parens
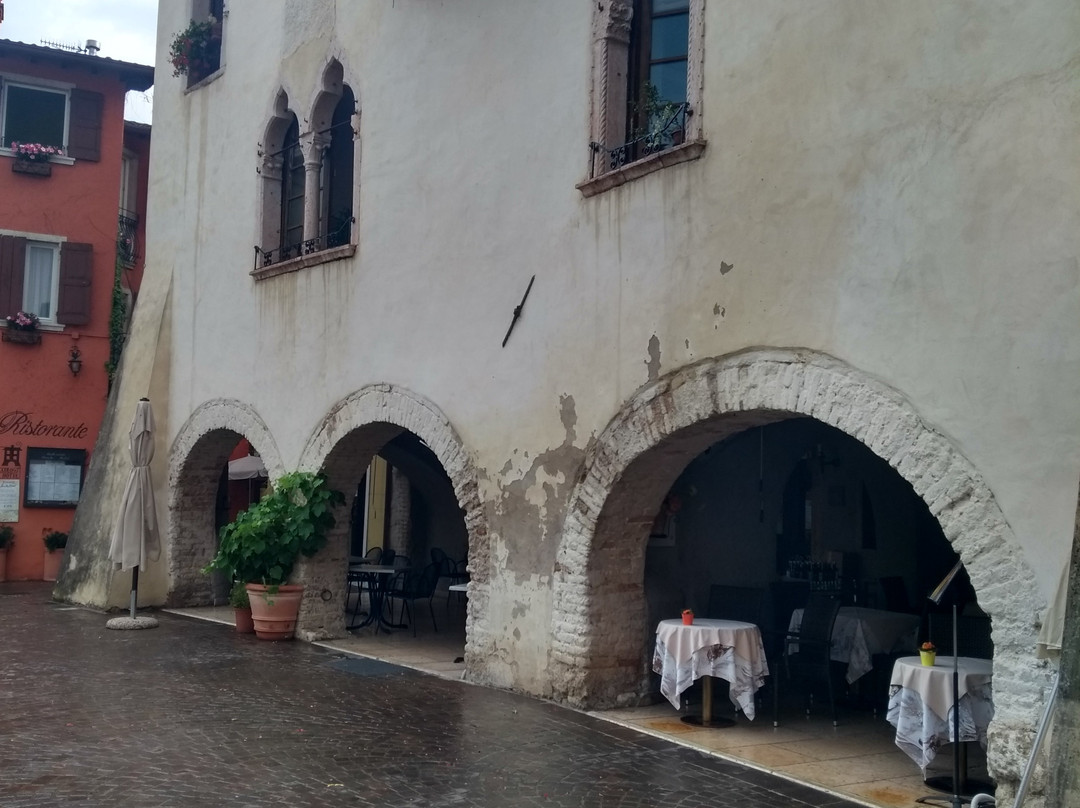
top-left (203, 471), bottom-right (345, 587)
top-left (43, 531), bottom-right (67, 552)
top-left (0, 525), bottom-right (13, 550)
top-left (168, 18), bottom-right (218, 77)
top-left (105, 255), bottom-right (127, 387)
top-left (228, 580), bottom-right (250, 609)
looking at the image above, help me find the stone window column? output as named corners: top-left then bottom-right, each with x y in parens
top-left (590, 0), bottom-right (634, 177)
top-left (301, 133), bottom-right (330, 245)
top-left (258, 151), bottom-right (284, 255)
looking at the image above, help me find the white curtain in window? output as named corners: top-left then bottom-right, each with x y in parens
top-left (24, 244), bottom-right (55, 319)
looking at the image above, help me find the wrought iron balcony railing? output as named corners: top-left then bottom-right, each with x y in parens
top-left (254, 216), bottom-right (355, 271)
top-left (117, 210), bottom-right (139, 268)
top-left (589, 103), bottom-right (690, 179)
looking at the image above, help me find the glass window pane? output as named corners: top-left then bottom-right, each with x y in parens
top-left (651, 13), bottom-right (689, 61)
top-left (24, 244), bottom-right (55, 320)
top-left (652, 0), bottom-right (689, 13)
top-left (4, 86), bottom-right (66, 148)
top-left (649, 60), bottom-right (688, 105)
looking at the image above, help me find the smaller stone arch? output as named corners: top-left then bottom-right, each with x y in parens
top-left (294, 385), bottom-right (490, 661)
top-left (166, 399), bottom-right (284, 606)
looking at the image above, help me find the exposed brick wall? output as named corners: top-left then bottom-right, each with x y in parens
top-left (549, 349), bottom-right (1050, 795)
top-left (166, 399), bottom-right (285, 606)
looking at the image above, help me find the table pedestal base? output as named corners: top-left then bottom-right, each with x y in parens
top-left (680, 675), bottom-right (736, 729)
top-left (681, 714), bottom-right (736, 728)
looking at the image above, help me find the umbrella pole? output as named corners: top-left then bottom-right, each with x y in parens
top-left (129, 567), bottom-right (139, 619)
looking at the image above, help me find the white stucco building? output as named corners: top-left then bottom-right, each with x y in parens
top-left (57, 1), bottom-right (1079, 802)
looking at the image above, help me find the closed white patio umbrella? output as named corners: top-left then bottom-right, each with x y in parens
top-left (106, 398), bottom-right (161, 630)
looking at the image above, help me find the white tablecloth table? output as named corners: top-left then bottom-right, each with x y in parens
top-left (886, 655), bottom-right (994, 773)
top-left (652, 618), bottom-right (769, 722)
top-left (788, 605), bottom-right (921, 684)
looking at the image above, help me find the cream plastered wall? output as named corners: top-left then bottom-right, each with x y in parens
top-left (142, 0), bottom-right (1079, 701)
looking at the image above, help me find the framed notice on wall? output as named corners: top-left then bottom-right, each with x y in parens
top-left (25, 448), bottom-right (86, 507)
top-left (0, 479), bottom-right (19, 521)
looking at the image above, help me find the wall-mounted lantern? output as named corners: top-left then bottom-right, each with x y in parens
top-left (68, 346), bottom-right (82, 377)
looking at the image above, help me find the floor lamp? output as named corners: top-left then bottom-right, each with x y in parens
top-left (916, 561), bottom-right (991, 807)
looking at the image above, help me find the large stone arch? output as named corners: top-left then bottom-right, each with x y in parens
top-left (550, 348), bottom-right (1049, 791)
top-left (166, 399), bottom-right (284, 606)
top-left (293, 384), bottom-right (490, 664)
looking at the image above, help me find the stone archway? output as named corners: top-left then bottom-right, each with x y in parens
top-left (166, 399), bottom-right (284, 606)
top-left (550, 348), bottom-right (1047, 791)
top-left (293, 384), bottom-right (489, 661)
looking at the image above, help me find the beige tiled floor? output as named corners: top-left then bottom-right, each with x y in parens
top-left (166, 597), bottom-right (991, 808)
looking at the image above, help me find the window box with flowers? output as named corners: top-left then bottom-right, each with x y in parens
top-left (9, 142), bottom-right (64, 177)
top-left (169, 18), bottom-right (223, 87)
top-left (2, 311), bottom-right (41, 344)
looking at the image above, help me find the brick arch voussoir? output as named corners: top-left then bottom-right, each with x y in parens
top-left (550, 349), bottom-right (1043, 727)
top-left (165, 399), bottom-right (284, 606)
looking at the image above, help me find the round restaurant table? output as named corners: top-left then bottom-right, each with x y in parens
top-left (652, 618), bottom-right (769, 728)
top-left (887, 655), bottom-right (994, 795)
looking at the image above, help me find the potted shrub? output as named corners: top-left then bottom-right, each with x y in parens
top-left (229, 580), bottom-right (254, 634)
top-left (42, 530), bottom-right (67, 582)
top-left (203, 471), bottom-right (344, 640)
top-left (919, 640), bottom-right (937, 667)
top-left (0, 525), bottom-right (13, 582)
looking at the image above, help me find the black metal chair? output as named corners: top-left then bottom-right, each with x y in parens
top-left (705, 585), bottom-right (765, 625)
top-left (387, 561), bottom-right (441, 636)
top-left (773, 594), bottom-right (842, 727)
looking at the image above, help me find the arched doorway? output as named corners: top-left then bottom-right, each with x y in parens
top-left (295, 385), bottom-right (489, 664)
top-left (166, 399), bottom-right (283, 606)
top-left (550, 349), bottom-right (1044, 786)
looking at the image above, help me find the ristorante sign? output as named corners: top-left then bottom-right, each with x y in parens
top-left (0, 411), bottom-right (90, 440)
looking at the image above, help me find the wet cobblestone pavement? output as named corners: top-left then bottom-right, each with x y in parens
top-left (1, 583), bottom-right (861, 807)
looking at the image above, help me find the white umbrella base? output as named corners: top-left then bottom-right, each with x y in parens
top-left (105, 616), bottom-right (160, 630)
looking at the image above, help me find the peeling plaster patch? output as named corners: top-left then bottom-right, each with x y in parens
top-left (512, 601), bottom-right (528, 619)
top-left (720, 261), bottom-right (734, 274)
top-left (513, 628), bottom-right (521, 640)
top-left (645, 334), bottom-right (661, 382)
top-left (684, 339), bottom-right (690, 349)
top-left (490, 395), bottom-right (588, 585)
top-left (713, 303), bottom-right (720, 315)
top-left (559, 395), bottom-right (577, 446)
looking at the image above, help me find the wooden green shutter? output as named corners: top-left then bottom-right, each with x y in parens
top-left (67, 89), bottom-right (104, 162)
top-left (56, 242), bottom-right (93, 325)
top-left (0, 235), bottom-right (27, 317)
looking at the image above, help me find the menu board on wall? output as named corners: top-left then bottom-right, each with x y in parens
top-left (25, 448), bottom-right (86, 507)
top-left (0, 479), bottom-right (19, 521)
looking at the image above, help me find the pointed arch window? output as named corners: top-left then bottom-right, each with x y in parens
top-left (280, 116), bottom-right (304, 256)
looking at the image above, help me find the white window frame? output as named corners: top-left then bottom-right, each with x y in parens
top-left (0, 229), bottom-right (66, 331)
top-left (0, 73), bottom-right (74, 161)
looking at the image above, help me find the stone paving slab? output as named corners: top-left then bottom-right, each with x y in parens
top-left (1, 583), bottom-right (862, 807)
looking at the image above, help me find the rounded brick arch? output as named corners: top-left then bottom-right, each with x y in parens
top-left (549, 348), bottom-right (1045, 780)
top-left (166, 399), bottom-right (284, 606)
top-left (294, 384), bottom-right (491, 659)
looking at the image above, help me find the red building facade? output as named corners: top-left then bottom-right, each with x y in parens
top-left (0, 40), bottom-right (152, 580)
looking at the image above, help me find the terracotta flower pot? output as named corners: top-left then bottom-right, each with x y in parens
top-left (42, 549), bottom-right (64, 582)
top-left (682, 612), bottom-right (694, 626)
top-left (234, 607), bottom-right (255, 634)
top-left (246, 583), bottom-right (303, 640)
